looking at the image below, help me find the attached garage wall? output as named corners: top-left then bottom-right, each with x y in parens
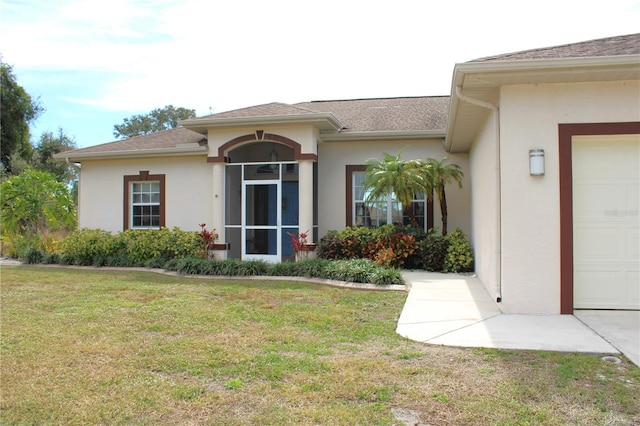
top-left (498, 80), bottom-right (640, 314)
top-left (468, 112), bottom-right (501, 301)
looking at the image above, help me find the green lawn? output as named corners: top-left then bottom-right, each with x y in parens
top-left (1, 266), bottom-right (638, 425)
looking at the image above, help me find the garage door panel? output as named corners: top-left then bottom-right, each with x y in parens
top-left (627, 272), bottom-right (640, 303)
top-left (626, 184), bottom-right (639, 209)
top-left (574, 184), bottom-right (623, 217)
top-left (573, 134), bottom-right (640, 311)
top-left (572, 143), bottom-right (624, 176)
top-left (628, 227), bottom-right (639, 260)
top-left (574, 270), bottom-right (626, 309)
top-left (573, 225), bottom-right (623, 259)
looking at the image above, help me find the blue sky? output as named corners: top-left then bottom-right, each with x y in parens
top-left (1, 0), bottom-right (639, 148)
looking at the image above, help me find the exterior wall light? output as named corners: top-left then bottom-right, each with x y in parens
top-left (529, 149), bottom-right (545, 176)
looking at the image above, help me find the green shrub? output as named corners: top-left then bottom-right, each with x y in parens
top-left (317, 225), bottom-right (418, 268)
top-left (164, 257), bottom-right (210, 275)
top-left (444, 229), bottom-right (474, 273)
top-left (323, 258), bottom-right (403, 285)
top-left (42, 252), bottom-right (60, 265)
top-left (369, 267), bottom-right (404, 285)
top-left (315, 231), bottom-right (343, 260)
top-left (23, 247), bottom-right (44, 264)
top-left (288, 258), bottom-right (331, 278)
top-left (61, 229), bottom-right (116, 266)
top-left (374, 232), bottom-right (418, 268)
top-left (414, 229), bottom-right (449, 271)
top-left (2, 233), bottom-right (40, 259)
top-left (234, 260), bottom-right (269, 276)
top-left (163, 257), bottom-right (400, 285)
top-left (267, 261), bottom-right (300, 277)
top-left (58, 227), bottom-right (201, 267)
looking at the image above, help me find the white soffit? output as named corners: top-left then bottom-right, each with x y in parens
top-left (446, 55), bottom-right (640, 153)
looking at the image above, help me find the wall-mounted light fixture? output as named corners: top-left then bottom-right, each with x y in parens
top-left (529, 149), bottom-right (545, 176)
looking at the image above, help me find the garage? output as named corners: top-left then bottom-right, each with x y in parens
top-left (572, 134), bottom-right (640, 310)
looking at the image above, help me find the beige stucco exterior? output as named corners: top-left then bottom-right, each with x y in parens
top-left (77, 156), bottom-right (212, 233)
top-left (468, 112), bottom-right (501, 302)
top-left (471, 79), bottom-right (640, 314)
top-left (60, 34), bottom-right (640, 315)
top-left (317, 139), bottom-right (471, 237)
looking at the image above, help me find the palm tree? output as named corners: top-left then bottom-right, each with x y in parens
top-left (423, 157), bottom-right (463, 235)
top-left (364, 150), bottom-right (427, 227)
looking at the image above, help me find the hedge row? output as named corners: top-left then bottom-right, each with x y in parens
top-left (22, 248), bottom-right (404, 286)
top-left (54, 227), bottom-right (203, 267)
top-left (316, 225), bottom-right (474, 273)
top-left (164, 257), bottom-right (404, 286)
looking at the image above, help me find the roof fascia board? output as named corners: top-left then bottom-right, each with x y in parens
top-left (445, 54), bottom-right (640, 151)
top-left (453, 54), bottom-right (640, 83)
top-left (321, 130), bottom-right (445, 142)
top-left (181, 113), bottom-right (343, 133)
top-left (54, 145), bottom-right (208, 162)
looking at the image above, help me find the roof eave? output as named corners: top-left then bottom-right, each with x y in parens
top-left (320, 130), bottom-right (445, 142)
top-left (180, 113), bottom-right (344, 134)
top-left (54, 144), bottom-right (208, 162)
top-left (445, 54), bottom-right (640, 152)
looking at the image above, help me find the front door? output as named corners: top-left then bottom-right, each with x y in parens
top-left (243, 180), bottom-right (280, 262)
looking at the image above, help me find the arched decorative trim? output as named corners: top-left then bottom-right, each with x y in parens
top-left (208, 132), bottom-right (317, 163)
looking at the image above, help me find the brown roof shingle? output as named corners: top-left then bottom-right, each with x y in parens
top-left (472, 33), bottom-right (640, 62)
top-left (61, 127), bottom-right (206, 156)
top-left (296, 96), bottom-right (449, 132)
top-left (195, 102), bottom-right (318, 120)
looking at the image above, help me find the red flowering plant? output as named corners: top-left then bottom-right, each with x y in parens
top-left (199, 223), bottom-right (218, 258)
top-left (287, 229), bottom-right (309, 255)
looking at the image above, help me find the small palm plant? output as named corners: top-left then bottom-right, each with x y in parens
top-left (422, 157), bottom-right (463, 235)
top-left (364, 150), bottom-right (428, 227)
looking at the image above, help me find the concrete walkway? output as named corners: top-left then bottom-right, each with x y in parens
top-left (396, 271), bottom-right (640, 367)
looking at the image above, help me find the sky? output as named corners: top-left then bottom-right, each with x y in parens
top-left (1, 0), bottom-right (639, 148)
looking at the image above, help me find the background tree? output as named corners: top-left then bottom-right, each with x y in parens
top-left (424, 157), bottom-right (464, 235)
top-left (1, 169), bottom-right (77, 256)
top-left (113, 105), bottom-right (196, 139)
top-left (32, 128), bottom-right (78, 185)
top-left (0, 61), bottom-right (44, 174)
top-left (364, 150), bottom-right (428, 227)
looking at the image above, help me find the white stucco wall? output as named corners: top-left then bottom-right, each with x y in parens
top-left (317, 139), bottom-right (471, 238)
top-left (468, 113), bottom-right (501, 301)
top-left (496, 80), bottom-right (640, 313)
top-left (78, 156), bottom-right (213, 233)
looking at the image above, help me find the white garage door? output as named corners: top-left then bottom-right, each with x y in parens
top-left (572, 134), bottom-right (639, 310)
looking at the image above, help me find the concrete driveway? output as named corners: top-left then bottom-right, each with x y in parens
top-left (396, 271), bottom-right (640, 368)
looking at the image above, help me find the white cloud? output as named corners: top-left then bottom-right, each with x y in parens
top-left (2, 0), bottom-right (639, 118)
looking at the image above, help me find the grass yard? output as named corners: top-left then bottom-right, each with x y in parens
top-left (1, 266), bottom-right (639, 425)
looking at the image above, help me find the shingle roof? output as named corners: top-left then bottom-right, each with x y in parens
top-left (296, 96), bottom-right (449, 132)
top-left (185, 97), bottom-right (449, 132)
top-left (472, 33), bottom-right (640, 62)
top-left (60, 127), bottom-right (206, 156)
top-left (195, 102), bottom-right (318, 120)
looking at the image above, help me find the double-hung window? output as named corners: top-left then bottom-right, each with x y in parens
top-left (123, 172), bottom-right (165, 230)
top-left (347, 166), bottom-right (430, 229)
top-left (131, 181), bottom-right (161, 228)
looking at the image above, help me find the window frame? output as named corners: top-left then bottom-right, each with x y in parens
top-left (123, 171), bottom-right (166, 230)
top-left (345, 165), bottom-right (433, 229)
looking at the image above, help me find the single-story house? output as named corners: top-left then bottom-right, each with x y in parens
top-left (57, 33), bottom-right (640, 315)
